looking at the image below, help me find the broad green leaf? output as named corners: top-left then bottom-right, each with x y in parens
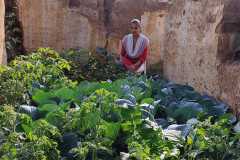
top-left (100, 122), bottom-right (120, 140)
top-left (22, 124), bottom-right (33, 135)
top-left (141, 98), bottom-right (154, 104)
top-left (54, 87), bottom-right (76, 100)
top-left (32, 89), bottom-right (54, 105)
top-left (46, 110), bottom-right (66, 128)
top-left (38, 104), bottom-right (59, 113)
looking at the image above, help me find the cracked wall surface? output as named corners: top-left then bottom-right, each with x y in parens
top-left (163, 0), bottom-right (240, 113)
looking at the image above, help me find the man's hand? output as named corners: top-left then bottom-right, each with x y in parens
top-left (127, 61), bottom-right (142, 72)
top-left (127, 65), bottom-right (136, 72)
top-left (133, 61), bottom-right (142, 70)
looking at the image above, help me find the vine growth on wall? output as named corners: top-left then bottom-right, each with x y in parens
top-left (4, 0), bottom-right (24, 61)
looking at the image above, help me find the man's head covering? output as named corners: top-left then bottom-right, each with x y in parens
top-left (131, 18), bottom-right (141, 28)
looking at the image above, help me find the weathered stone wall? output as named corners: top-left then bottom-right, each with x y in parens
top-left (163, 0), bottom-right (240, 113)
top-left (0, 0), bottom-right (6, 64)
top-left (163, 0), bottom-right (224, 95)
top-left (216, 0), bottom-right (240, 113)
top-left (16, 0), bottom-right (105, 52)
top-left (16, 0), bottom-right (169, 66)
top-left (141, 10), bottom-right (167, 70)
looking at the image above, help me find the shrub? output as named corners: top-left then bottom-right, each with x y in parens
top-left (0, 48), bottom-right (75, 106)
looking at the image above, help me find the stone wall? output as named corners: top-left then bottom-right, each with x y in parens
top-left (16, 0), bottom-right (105, 52)
top-left (141, 10), bottom-right (167, 70)
top-left (163, 0), bottom-right (240, 113)
top-left (16, 0), bottom-right (169, 66)
top-left (163, 0), bottom-right (224, 95)
top-left (216, 0), bottom-right (240, 113)
top-left (0, 0), bottom-right (6, 64)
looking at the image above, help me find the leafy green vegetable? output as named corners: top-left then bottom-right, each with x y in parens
top-left (0, 48), bottom-right (239, 159)
top-left (0, 48), bottom-right (75, 106)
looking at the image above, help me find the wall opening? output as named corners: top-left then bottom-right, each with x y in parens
top-left (69, 0), bottom-right (80, 8)
top-left (216, 0), bottom-right (240, 63)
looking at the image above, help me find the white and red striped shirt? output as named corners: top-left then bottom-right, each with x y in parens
top-left (120, 33), bottom-right (149, 73)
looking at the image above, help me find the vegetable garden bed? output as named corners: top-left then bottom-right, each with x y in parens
top-left (0, 48), bottom-right (240, 160)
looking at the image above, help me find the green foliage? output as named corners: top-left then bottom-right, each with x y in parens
top-left (0, 48), bottom-right (75, 106)
top-left (127, 128), bottom-right (180, 160)
top-left (5, 0), bottom-right (24, 61)
top-left (0, 133), bottom-right (60, 160)
top-left (62, 49), bottom-right (126, 81)
top-left (1, 48), bottom-right (240, 159)
top-left (0, 105), bottom-right (17, 132)
top-left (183, 116), bottom-right (240, 160)
top-left (61, 48), bottom-right (90, 81)
top-left (0, 106), bottom-right (60, 160)
top-left (151, 78), bottom-right (229, 123)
